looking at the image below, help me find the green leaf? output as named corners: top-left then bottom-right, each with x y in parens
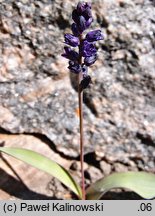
top-left (86, 172), bottom-right (155, 200)
top-left (0, 147), bottom-right (82, 199)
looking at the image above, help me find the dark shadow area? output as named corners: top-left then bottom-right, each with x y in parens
top-left (83, 93), bottom-right (98, 116)
top-left (101, 191), bottom-right (143, 200)
top-left (1, 153), bottom-right (25, 186)
top-left (55, 15), bottom-right (69, 30)
top-left (78, 152), bottom-right (100, 169)
top-left (31, 133), bottom-right (77, 160)
top-left (69, 73), bottom-right (79, 93)
top-left (0, 141), bottom-right (5, 147)
top-left (149, 0), bottom-right (155, 7)
top-left (0, 168), bottom-right (58, 200)
top-left (136, 132), bottom-right (155, 148)
top-left (0, 127), bottom-right (12, 134)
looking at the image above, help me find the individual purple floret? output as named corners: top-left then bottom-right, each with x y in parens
top-left (62, 46), bottom-right (79, 61)
top-left (84, 54), bottom-right (97, 66)
top-left (62, 2), bottom-right (104, 90)
top-left (82, 40), bottom-right (97, 57)
top-left (64, 34), bottom-right (80, 47)
top-left (86, 30), bottom-right (104, 42)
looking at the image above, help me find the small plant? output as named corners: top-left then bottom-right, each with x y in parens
top-left (0, 2), bottom-right (155, 200)
top-left (62, 1), bottom-right (103, 200)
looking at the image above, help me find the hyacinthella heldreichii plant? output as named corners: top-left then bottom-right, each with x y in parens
top-left (62, 1), bottom-right (103, 200)
top-left (0, 2), bottom-right (155, 200)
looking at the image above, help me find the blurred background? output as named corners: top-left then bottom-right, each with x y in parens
top-left (0, 0), bottom-right (155, 199)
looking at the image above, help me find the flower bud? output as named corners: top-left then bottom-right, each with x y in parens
top-left (77, 16), bottom-right (87, 33)
top-left (79, 75), bottom-right (92, 91)
top-left (86, 30), bottom-right (104, 42)
top-left (71, 23), bottom-right (80, 36)
top-left (68, 61), bottom-right (81, 74)
top-left (77, 2), bottom-right (91, 13)
top-left (83, 7), bottom-right (92, 18)
top-left (85, 17), bottom-right (93, 28)
top-left (83, 6), bottom-right (93, 27)
top-left (72, 3), bottom-right (92, 33)
top-left (64, 34), bottom-right (79, 47)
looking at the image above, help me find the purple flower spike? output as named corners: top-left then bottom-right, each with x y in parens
top-left (84, 54), bottom-right (97, 66)
top-left (82, 40), bottom-right (97, 57)
top-left (86, 30), bottom-right (104, 42)
top-left (64, 34), bottom-right (79, 47)
top-left (62, 2), bottom-right (104, 90)
top-left (62, 46), bottom-right (79, 61)
top-left (68, 61), bottom-right (81, 74)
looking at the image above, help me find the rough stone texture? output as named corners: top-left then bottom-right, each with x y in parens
top-left (0, 0), bottom-right (155, 199)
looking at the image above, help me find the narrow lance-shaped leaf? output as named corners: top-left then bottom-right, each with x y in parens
top-left (0, 147), bottom-right (82, 199)
top-left (86, 172), bottom-right (155, 200)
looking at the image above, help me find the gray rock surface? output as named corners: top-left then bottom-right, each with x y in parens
top-left (0, 0), bottom-right (155, 173)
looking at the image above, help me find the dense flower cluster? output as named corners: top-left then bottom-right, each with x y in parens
top-left (62, 2), bottom-right (103, 90)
